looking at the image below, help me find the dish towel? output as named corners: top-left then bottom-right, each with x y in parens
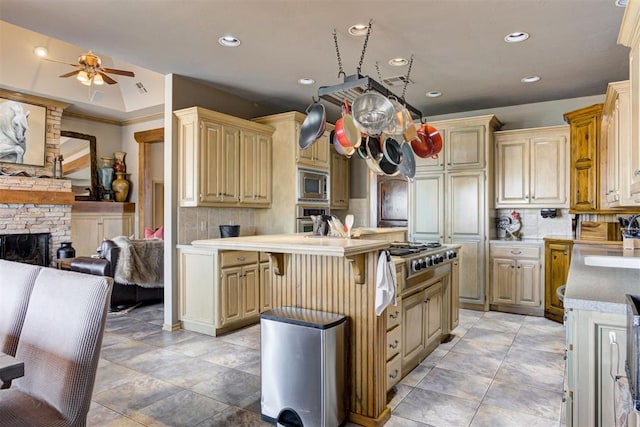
top-left (375, 250), bottom-right (397, 316)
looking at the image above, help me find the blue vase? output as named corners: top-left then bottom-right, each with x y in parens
top-left (100, 158), bottom-right (114, 191)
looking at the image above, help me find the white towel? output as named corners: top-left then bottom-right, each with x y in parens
top-left (375, 251), bottom-right (397, 316)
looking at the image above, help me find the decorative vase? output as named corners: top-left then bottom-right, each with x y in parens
top-left (56, 242), bottom-right (76, 259)
top-left (114, 151), bottom-right (127, 173)
top-left (113, 172), bottom-right (130, 202)
top-left (100, 158), bottom-right (114, 200)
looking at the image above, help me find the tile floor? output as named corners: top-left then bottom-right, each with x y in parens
top-left (89, 305), bottom-right (566, 427)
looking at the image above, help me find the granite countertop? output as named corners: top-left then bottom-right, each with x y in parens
top-left (189, 234), bottom-right (390, 257)
top-left (564, 242), bottom-right (640, 314)
top-left (358, 227), bottom-right (407, 235)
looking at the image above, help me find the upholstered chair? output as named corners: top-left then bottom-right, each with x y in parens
top-left (0, 268), bottom-right (113, 426)
top-left (0, 260), bottom-right (41, 389)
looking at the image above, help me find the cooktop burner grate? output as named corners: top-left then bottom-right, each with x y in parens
top-left (388, 242), bottom-right (442, 257)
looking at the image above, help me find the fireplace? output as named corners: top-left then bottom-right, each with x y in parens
top-left (0, 233), bottom-right (51, 266)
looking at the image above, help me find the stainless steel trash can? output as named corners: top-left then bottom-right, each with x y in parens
top-left (261, 307), bottom-right (346, 427)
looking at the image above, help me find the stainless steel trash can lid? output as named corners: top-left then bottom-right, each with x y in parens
top-left (261, 306), bottom-right (346, 329)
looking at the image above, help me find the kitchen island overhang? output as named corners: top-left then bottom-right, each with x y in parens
top-left (190, 234), bottom-right (392, 426)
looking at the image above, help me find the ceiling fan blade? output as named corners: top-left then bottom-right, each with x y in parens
top-left (59, 70), bottom-right (81, 78)
top-left (42, 57), bottom-right (80, 67)
top-left (101, 67), bottom-right (135, 77)
top-left (99, 71), bottom-right (118, 85)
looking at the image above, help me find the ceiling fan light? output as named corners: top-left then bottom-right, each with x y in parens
top-left (93, 74), bottom-right (104, 85)
top-left (77, 70), bottom-right (90, 83)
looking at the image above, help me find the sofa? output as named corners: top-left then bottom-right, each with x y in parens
top-left (70, 239), bottom-right (163, 311)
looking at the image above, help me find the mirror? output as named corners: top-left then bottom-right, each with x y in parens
top-left (60, 131), bottom-right (98, 201)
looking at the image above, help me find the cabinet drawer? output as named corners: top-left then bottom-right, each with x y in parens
top-left (387, 304), bottom-right (402, 330)
top-left (386, 353), bottom-right (402, 391)
top-left (386, 325), bottom-right (402, 360)
top-left (220, 251), bottom-right (258, 267)
top-left (491, 245), bottom-right (539, 259)
top-left (259, 252), bottom-right (270, 263)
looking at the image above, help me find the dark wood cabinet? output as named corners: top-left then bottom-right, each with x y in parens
top-left (544, 238), bottom-right (573, 323)
top-left (377, 175), bottom-right (408, 227)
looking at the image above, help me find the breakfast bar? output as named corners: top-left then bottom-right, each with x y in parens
top-left (188, 234), bottom-right (392, 426)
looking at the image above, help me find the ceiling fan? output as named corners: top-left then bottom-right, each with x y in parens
top-left (45, 51), bottom-right (135, 86)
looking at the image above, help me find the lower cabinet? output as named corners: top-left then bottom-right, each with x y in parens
top-left (386, 298), bottom-right (403, 391)
top-left (178, 247), bottom-right (271, 336)
top-left (565, 308), bottom-right (627, 427)
top-left (545, 238), bottom-right (573, 323)
top-left (489, 243), bottom-right (542, 315)
top-left (70, 202), bottom-right (135, 256)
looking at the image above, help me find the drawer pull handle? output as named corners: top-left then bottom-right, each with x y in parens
top-left (237, 256), bottom-right (246, 262)
top-left (510, 250), bottom-right (522, 255)
top-left (635, 169), bottom-right (640, 177)
top-left (389, 369), bottom-right (399, 379)
top-left (389, 340), bottom-right (399, 349)
top-left (389, 311), bottom-right (399, 319)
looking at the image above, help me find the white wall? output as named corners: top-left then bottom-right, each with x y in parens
top-left (61, 116), bottom-right (121, 160)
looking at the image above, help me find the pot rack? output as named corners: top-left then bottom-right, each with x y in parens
top-left (317, 73), bottom-right (423, 120)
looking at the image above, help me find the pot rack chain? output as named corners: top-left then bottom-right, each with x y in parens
top-left (356, 19), bottom-right (374, 75)
top-left (400, 54), bottom-right (415, 101)
top-left (332, 29), bottom-right (345, 78)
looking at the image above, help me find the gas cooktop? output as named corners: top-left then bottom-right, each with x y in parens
top-left (387, 242), bottom-right (442, 257)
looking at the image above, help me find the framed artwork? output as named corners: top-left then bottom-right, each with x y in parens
top-left (0, 97), bottom-right (46, 167)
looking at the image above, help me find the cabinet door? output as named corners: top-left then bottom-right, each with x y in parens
top-left (544, 241), bottom-right (572, 322)
top-left (496, 137), bottom-right (529, 206)
top-left (240, 131), bottom-right (258, 204)
top-left (446, 125), bottom-right (485, 169)
top-left (568, 108), bottom-right (600, 211)
top-left (425, 282), bottom-right (443, 350)
top-left (453, 238), bottom-right (485, 307)
top-left (450, 260), bottom-right (460, 330)
top-left (259, 261), bottom-right (271, 313)
top-left (313, 131), bottom-right (331, 170)
top-left (516, 259), bottom-right (541, 307)
top-left (410, 173), bottom-right (444, 242)
top-left (401, 289), bottom-right (427, 369)
top-left (631, 44), bottom-right (640, 201)
top-left (242, 264), bottom-right (260, 318)
top-left (330, 150), bottom-right (350, 209)
top-left (531, 133), bottom-right (568, 206)
top-left (199, 120), bottom-right (224, 204)
top-left (415, 124), bottom-right (445, 171)
top-left (70, 214), bottom-right (102, 256)
top-left (102, 213), bottom-right (133, 241)
top-left (491, 258), bottom-right (516, 305)
top-left (220, 126), bottom-right (240, 203)
top-left (448, 171), bottom-right (484, 237)
top-left (221, 266), bottom-right (242, 325)
top-left (377, 175), bottom-right (408, 227)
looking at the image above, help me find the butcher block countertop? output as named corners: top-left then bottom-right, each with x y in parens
top-left (564, 242), bottom-right (640, 314)
top-left (190, 234), bottom-right (390, 257)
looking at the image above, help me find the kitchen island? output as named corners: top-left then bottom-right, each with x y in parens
top-left (181, 234), bottom-right (392, 426)
top-left (564, 242), bottom-right (640, 427)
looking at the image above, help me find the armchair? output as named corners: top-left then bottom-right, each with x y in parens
top-left (70, 239), bottom-right (163, 311)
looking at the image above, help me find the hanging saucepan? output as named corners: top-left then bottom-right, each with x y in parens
top-left (365, 156), bottom-right (383, 175)
top-left (335, 100), bottom-right (360, 149)
top-left (378, 153), bottom-right (400, 176)
top-left (399, 142), bottom-right (416, 179)
top-left (356, 135), bottom-right (369, 159)
top-left (411, 134), bottom-right (434, 158)
top-left (366, 134), bottom-right (384, 161)
top-left (332, 129), bottom-right (355, 158)
top-left (382, 135), bottom-right (403, 166)
top-left (416, 123), bottom-right (443, 159)
top-left (352, 91), bottom-right (395, 136)
top-left (298, 100), bottom-right (326, 150)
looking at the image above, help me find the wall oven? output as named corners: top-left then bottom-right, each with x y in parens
top-left (298, 169), bottom-right (328, 202)
top-left (296, 205), bottom-right (329, 233)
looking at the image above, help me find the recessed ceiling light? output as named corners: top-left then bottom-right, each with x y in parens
top-left (521, 75), bottom-right (541, 83)
top-left (389, 58), bottom-right (408, 67)
top-left (504, 32), bottom-right (530, 43)
top-left (33, 46), bottom-right (48, 57)
top-left (348, 24), bottom-right (369, 36)
top-left (616, 0), bottom-right (628, 7)
top-left (426, 91), bottom-right (442, 98)
top-left (298, 78), bottom-right (315, 85)
top-left (218, 35), bottom-right (241, 47)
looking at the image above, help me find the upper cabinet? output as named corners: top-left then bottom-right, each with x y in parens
top-left (495, 126), bottom-right (569, 208)
top-left (297, 123), bottom-right (330, 171)
top-left (175, 107), bottom-right (274, 208)
top-left (330, 149), bottom-right (349, 210)
top-left (564, 104), bottom-right (603, 213)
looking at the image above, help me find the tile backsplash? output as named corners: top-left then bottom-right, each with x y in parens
top-left (178, 207), bottom-right (256, 244)
top-left (496, 208), bottom-right (573, 239)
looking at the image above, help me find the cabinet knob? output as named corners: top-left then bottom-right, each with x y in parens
top-left (389, 369), bottom-right (399, 379)
top-left (525, 194), bottom-right (529, 199)
top-left (389, 311), bottom-right (399, 319)
top-left (423, 298), bottom-right (431, 304)
top-left (510, 250), bottom-right (522, 255)
top-left (635, 169), bottom-right (640, 177)
top-left (237, 256), bottom-right (246, 262)
top-left (389, 340), bottom-right (399, 349)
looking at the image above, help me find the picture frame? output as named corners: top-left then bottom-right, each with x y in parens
top-left (0, 97), bottom-right (46, 167)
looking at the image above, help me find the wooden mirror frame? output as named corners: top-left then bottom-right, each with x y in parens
top-left (60, 130), bottom-right (98, 201)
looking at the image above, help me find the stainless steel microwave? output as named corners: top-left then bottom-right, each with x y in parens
top-left (298, 169), bottom-right (328, 202)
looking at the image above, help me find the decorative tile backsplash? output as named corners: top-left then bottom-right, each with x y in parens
top-left (496, 208), bottom-right (573, 239)
top-left (178, 207), bottom-right (256, 244)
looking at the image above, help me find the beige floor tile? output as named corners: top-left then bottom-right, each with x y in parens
top-left (416, 367), bottom-right (493, 402)
top-left (483, 377), bottom-right (563, 421)
top-left (393, 388), bottom-right (479, 427)
top-left (470, 403), bottom-right (559, 427)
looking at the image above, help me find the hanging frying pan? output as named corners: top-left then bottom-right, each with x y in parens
top-left (356, 135), bottom-right (369, 159)
top-left (299, 100), bottom-right (326, 150)
top-left (399, 142), bottom-right (416, 179)
top-left (332, 129), bottom-right (355, 158)
top-left (382, 136), bottom-right (403, 165)
top-left (335, 100), bottom-right (360, 149)
top-left (366, 135), bottom-right (384, 161)
top-left (379, 154), bottom-right (400, 176)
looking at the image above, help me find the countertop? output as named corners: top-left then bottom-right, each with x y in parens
top-left (357, 227), bottom-right (407, 235)
top-left (564, 242), bottom-right (640, 314)
top-left (189, 234), bottom-right (390, 257)
top-left (489, 238), bottom-right (544, 246)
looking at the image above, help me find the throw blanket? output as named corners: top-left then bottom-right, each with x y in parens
top-left (112, 236), bottom-right (164, 288)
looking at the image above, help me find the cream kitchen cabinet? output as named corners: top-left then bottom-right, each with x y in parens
top-left (297, 124), bottom-right (330, 171)
top-left (70, 202), bottom-right (135, 256)
top-left (386, 297), bottom-right (402, 391)
top-left (175, 106), bottom-right (274, 208)
top-left (259, 253), bottom-right (271, 313)
top-left (565, 308), bottom-right (627, 427)
top-left (489, 244), bottom-right (542, 315)
top-left (330, 148), bottom-right (349, 209)
top-left (178, 247), bottom-right (268, 336)
top-left (495, 126), bottom-right (569, 208)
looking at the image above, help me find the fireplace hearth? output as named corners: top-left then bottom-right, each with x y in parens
top-left (0, 233), bottom-right (50, 266)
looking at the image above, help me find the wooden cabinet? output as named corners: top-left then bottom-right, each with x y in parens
top-left (410, 173), bottom-right (444, 242)
top-left (297, 125), bottom-right (330, 171)
top-left (377, 175), bottom-right (408, 227)
top-left (385, 297), bottom-right (402, 391)
top-left (330, 149), bottom-right (349, 209)
top-left (544, 238), bottom-right (573, 323)
top-left (564, 104), bottom-right (603, 212)
top-left (495, 126), bottom-right (569, 208)
top-left (221, 263), bottom-right (259, 325)
top-left (489, 243), bottom-right (542, 315)
top-left (259, 256), bottom-right (271, 313)
top-left (175, 106), bottom-right (274, 208)
top-left (565, 308), bottom-right (627, 427)
top-left (70, 202), bottom-right (135, 256)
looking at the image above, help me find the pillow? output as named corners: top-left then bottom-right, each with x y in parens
top-left (144, 226), bottom-right (164, 240)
